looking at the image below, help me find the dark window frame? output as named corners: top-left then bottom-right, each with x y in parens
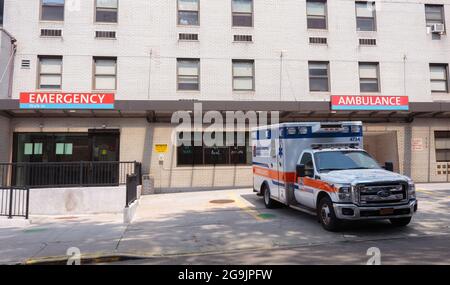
top-left (177, 0), bottom-right (200, 26)
top-left (359, 62), bottom-right (380, 93)
top-left (430, 63), bottom-right (449, 93)
top-left (40, 0), bottom-right (65, 22)
top-left (95, 0), bottom-right (119, 23)
top-left (93, 56), bottom-right (118, 91)
top-left (232, 0), bottom-right (254, 27)
top-left (308, 61), bottom-right (330, 92)
top-left (435, 131), bottom-right (450, 162)
top-left (232, 59), bottom-right (255, 91)
top-left (38, 55), bottom-right (63, 90)
top-left (306, 0), bottom-right (328, 30)
top-left (355, 1), bottom-right (376, 31)
top-left (177, 58), bottom-right (200, 91)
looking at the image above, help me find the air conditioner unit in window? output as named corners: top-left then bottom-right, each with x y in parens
top-left (431, 23), bottom-right (445, 34)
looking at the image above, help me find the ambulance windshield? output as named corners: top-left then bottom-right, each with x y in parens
top-left (314, 151), bottom-right (381, 172)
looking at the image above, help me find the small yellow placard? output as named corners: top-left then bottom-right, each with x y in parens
top-left (154, 144), bottom-right (169, 153)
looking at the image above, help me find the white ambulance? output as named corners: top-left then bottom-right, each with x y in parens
top-left (252, 121), bottom-right (417, 231)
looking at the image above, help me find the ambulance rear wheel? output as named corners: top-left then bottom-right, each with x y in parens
top-left (263, 185), bottom-right (276, 209)
top-left (318, 197), bottom-right (341, 232)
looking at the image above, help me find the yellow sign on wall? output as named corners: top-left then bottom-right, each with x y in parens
top-left (154, 144), bottom-right (169, 153)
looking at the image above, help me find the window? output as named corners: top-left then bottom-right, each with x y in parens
top-left (435, 131), bottom-right (450, 162)
top-left (41, 0), bottom-right (65, 21)
top-left (307, 0), bottom-right (327, 29)
top-left (355, 1), bottom-right (376, 31)
top-left (55, 143), bottom-right (73, 155)
top-left (232, 0), bottom-right (253, 27)
top-left (38, 56), bottom-right (62, 89)
top-left (24, 143), bottom-right (43, 155)
top-left (300, 152), bottom-right (315, 177)
top-left (0, 0), bottom-right (4, 26)
top-left (308, 61), bottom-right (329, 92)
top-left (177, 132), bottom-right (251, 166)
top-left (430, 64), bottom-right (449, 93)
top-left (359, 62), bottom-right (380, 92)
top-left (178, 0), bottom-right (199, 25)
top-left (425, 4), bottom-right (445, 27)
top-left (177, 59), bottom-right (200, 90)
top-left (94, 57), bottom-right (117, 90)
top-left (233, 60), bottom-right (254, 91)
top-left (96, 0), bottom-right (118, 23)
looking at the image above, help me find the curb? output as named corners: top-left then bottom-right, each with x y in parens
top-left (24, 253), bottom-right (145, 265)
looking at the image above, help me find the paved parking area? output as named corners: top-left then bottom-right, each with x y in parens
top-left (0, 184), bottom-right (449, 264)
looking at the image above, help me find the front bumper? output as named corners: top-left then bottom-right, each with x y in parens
top-left (333, 200), bottom-right (417, 220)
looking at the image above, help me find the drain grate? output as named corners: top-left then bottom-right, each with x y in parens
top-left (209, 199), bottom-right (235, 204)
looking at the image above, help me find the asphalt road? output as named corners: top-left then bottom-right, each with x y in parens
top-left (108, 187), bottom-right (450, 265)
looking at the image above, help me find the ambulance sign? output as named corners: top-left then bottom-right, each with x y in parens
top-left (20, 92), bottom-right (115, 109)
top-left (331, 95), bottom-right (409, 111)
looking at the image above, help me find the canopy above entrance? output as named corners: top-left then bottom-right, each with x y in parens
top-left (1, 99), bottom-right (450, 123)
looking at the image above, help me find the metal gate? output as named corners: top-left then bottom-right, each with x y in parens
top-left (0, 187), bottom-right (30, 219)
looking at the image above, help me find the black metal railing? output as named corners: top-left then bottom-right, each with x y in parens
top-left (0, 161), bottom-right (142, 189)
top-left (126, 174), bottom-right (138, 207)
top-left (0, 187), bottom-right (30, 219)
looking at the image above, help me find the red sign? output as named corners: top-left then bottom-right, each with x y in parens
top-left (331, 95), bottom-right (409, 111)
top-left (20, 92), bottom-right (115, 109)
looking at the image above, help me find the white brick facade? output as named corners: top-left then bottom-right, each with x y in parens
top-left (3, 0), bottom-right (450, 102)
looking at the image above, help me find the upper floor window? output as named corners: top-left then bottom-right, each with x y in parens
top-left (178, 0), bottom-right (199, 25)
top-left (355, 1), bottom-right (376, 31)
top-left (430, 64), bottom-right (449, 93)
top-left (177, 59), bottom-right (200, 90)
top-left (425, 4), bottom-right (445, 27)
top-left (94, 57), bottom-right (117, 90)
top-left (306, 0), bottom-right (327, 29)
top-left (95, 0), bottom-right (118, 23)
top-left (233, 60), bottom-right (255, 91)
top-left (308, 61), bottom-right (329, 92)
top-left (41, 0), bottom-right (65, 21)
top-left (232, 0), bottom-right (253, 27)
top-left (359, 62), bottom-right (380, 92)
top-left (38, 56), bottom-right (63, 89)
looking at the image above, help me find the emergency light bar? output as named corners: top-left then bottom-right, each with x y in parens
top-left (311, 143), bottom-right (360, 150)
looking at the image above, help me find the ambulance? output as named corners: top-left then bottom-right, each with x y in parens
top-left (252, 121), bottom-right (418, 231)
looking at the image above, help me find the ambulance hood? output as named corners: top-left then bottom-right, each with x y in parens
top-left (320, 169), bottom-right (410, 185)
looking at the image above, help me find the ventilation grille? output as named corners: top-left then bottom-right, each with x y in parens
top-left (179, 33), bottom-right (199, 41)
top-left (40, 29), bottom-right (62, 37)
top-left (309, 37), bottom-right (327, 45)
top-left (21, 60), bottom-right (31, 69)
top-left (95, 31), bottom-right (116, 39)
top-left (359, 38), bottom-right (377, 46)
top-left (234, 34), bottom-right (253, 42)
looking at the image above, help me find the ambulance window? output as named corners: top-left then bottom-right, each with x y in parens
top-left (300, 153), bottom-right (314, 170)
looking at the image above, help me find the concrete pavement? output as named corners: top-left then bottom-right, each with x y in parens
top-left (0, 184), bottom-right (449, 265)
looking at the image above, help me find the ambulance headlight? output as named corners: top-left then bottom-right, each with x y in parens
top-left (337, 185), bottom-right (353, 203)
top-left (408, 180), bottom-right (416, 199)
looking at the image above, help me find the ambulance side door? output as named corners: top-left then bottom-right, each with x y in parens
top-left (296, 152), bottom-right (316, 209)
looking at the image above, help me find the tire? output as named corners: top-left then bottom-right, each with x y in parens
top-left (317, 196), bottom-right (341, 232)
top-left (262, 184), bottom-right (277, 209)
top-left (389, 217), bottom-right (412, 227)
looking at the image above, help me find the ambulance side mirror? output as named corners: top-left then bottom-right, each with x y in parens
top-left (296, 164), bottom-right (306, 178)
top-left (384, 162), bottom-right (394, 172)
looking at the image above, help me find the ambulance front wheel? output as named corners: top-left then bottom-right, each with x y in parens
top-left (263, 184), bottom-right (276, 209)
top-left (318, 196), bottom-right (341, 232)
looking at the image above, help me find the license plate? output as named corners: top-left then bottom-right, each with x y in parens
top-left (380, 208), bottom-right (394, 215)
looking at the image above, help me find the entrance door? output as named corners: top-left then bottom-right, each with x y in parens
top-left (89, 130), bottom-right (120, 185)
top-left (364, 131), bottom-right (399, 172)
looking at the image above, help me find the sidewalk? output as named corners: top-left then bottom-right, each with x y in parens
top-left (0, 185), bottom-right (449, 265)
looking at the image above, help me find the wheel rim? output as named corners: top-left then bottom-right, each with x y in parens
top-left (321, 204), bottom-right (331, 225)
top-left (264, 189), bottom-right (270, 205)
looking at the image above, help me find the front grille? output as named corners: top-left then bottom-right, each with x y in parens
top-left (356, 181), bottom-right (408, 206)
